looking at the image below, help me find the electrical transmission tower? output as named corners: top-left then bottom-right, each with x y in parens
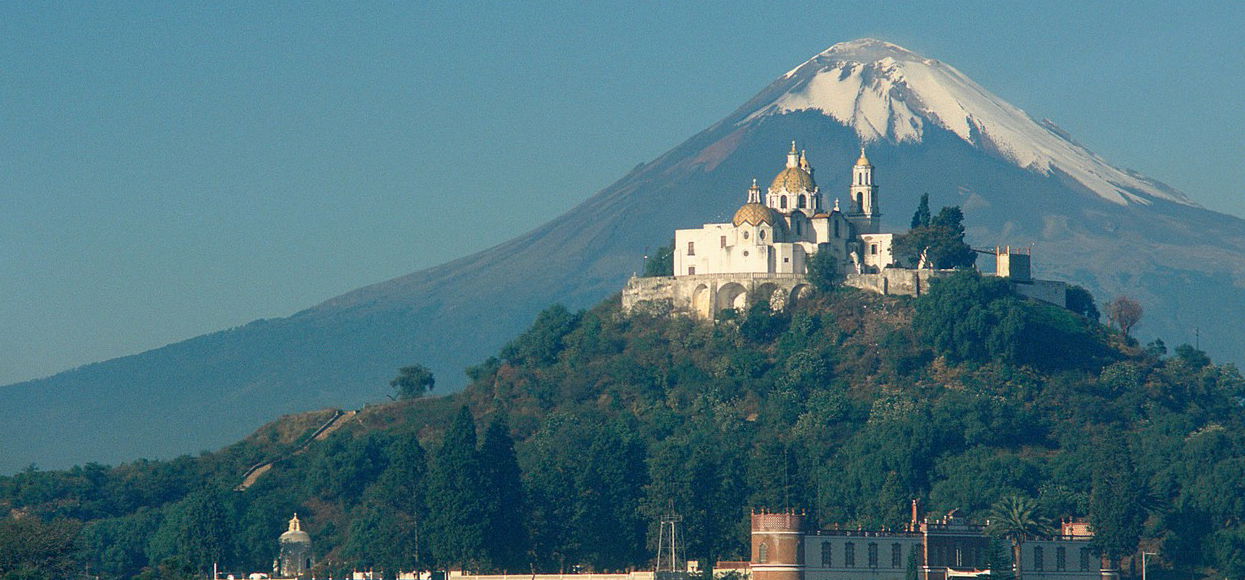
top-left (655, 508), bottom-right (686, 580)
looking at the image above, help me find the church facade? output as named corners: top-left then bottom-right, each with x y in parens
top-left (673, 143), bottom-right (893, 280)
top-left (623, 143), bottom-right (901, 319)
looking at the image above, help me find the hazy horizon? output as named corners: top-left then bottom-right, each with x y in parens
top-left (4, 1), bottom-right (1242, 385)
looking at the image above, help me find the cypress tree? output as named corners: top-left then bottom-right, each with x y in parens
top-left (480, 414), bottom-right (529, 572)
top-left (910, 193), bottom-right (931, 229)
top-left (426, 406), bottom-right (488, 570)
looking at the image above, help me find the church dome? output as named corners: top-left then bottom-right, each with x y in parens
top-left (770, 166), bottom-right (815, 193)
top-left (280, 514), bottom-right (311, 544)
top-left (856, 148), bottom-right (872, 166)
top-left (733, 203), bottom-right (779, 227)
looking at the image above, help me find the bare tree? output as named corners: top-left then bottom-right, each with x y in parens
top-left (1107, 296), bottom-right (1143, 337)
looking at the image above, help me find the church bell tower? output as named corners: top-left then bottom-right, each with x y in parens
top-left (847, 147), bottom-right (880, 234)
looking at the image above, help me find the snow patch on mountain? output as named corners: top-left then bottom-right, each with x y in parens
top-left (752, 39), bottom-right (1194, 207)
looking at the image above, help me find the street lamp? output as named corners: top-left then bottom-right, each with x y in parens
top-left (1142, 552), bottom-right (1157, 580)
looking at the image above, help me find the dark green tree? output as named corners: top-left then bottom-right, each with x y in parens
top-left (579, 420), bottom-right (648, 570)
top-left (426, 407), bottom-right (489, 570)
top-left (147, 488), bottom-right (231, 573)
top-left (344, 430), bottom-right (429, 572)
top-left (501, 305), bottom-right (582, 367)
top-left (910, 193), bottom-right (931, 229)
top-left (893, 205), bottom-right (976, 269)
top-left (0, 517), bottom-right (82, 579)
top-left (1089, 435), bottom-right (1146, 566)
top-left (806, 247), bottom-right (839, 292)
top-left (644, 242), bottom-right (674, 277)
top-left (391, 364), bottom-right (435, 400)
top-left (480, 415), bottom-right (529, 572)
top-left (1065, 285), bottom-right (1100, 321)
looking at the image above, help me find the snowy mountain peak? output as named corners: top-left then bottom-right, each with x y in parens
top-left (757, 39), bottom-right (1193, 207)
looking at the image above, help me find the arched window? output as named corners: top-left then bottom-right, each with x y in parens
top-left (821, 541), bottom-right (832, 567)
top-left (780, 196), bottom-right (788, 209)
top-left (798, 195), bottom-right (807, 208)
top-left (758, 543), bottom-right (768, 564)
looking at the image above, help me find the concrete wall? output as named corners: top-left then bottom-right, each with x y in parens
top-left (842, 269), bottom-right (951, 297)
top-left (622, 274), bottom-right (812, 320)
top-left (1012, 279), bottom-right (1068, 307)
top-left (624, 269), bottom-right (1069, 321)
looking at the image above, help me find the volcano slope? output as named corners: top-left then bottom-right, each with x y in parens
top-left (3, 39), bottom-right (1244, 472)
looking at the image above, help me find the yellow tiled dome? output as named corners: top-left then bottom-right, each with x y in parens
top-left (770, 166), bottom-right (815, 193)
top-left (856, 148), bottom-right (871, 166)
top-left (733, 203), bottom-right (778, 227)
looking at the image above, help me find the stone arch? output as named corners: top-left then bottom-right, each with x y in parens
top-left (789, 283), bottom-right (813, 308)
top-left (717, 282), bottom-right (747, 314)
top-left (691, 284), bottom-right (711, 320)
top-left (756, 282), bottom-right (781, 311)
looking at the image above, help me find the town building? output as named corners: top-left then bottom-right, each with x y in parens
top-left (738, 508), bottom-right (1104, 580)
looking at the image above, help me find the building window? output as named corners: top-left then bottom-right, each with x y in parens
top-left (720, 235), bottom-right (727, 248)
top-left (687, 241), bottom-right (695, 256)
top-left (1080, 548), bottom-right (1091, 571)
top-left (760, 229), bottom-right (766, 240)
top-left (833, 221), bottom-right (839, 238)
top-left (915, 544), bottom-right (924, 566)
top-left (795, 220), bottom-right (801, 235)
top-left (780, 196), bottom-right (788, 209)
top-left (743, 231), bottom-right (749, 239)
top-left (688, 267), bottom-right (695, 275)
top-left (798, 195), bottom-right (807, 209)
top-left (870, 244), bottom-right (878, 255)
top-left (845, 542), bottom-right (855, 567)
top-left (784, 257), bottom-right (789, 263)
top-left (1034, 546), bottom-right (1044, 571)
top-left (891, 544), bottom-right (901, 568)
top-left (821, 541), bottom-right (832, 567)
top-left (868, 543), bottom-right (878, 568)
top-left (1057, 547), bottom-right (1066, 571)
top-left (758, 543), bottom-right (768, 564)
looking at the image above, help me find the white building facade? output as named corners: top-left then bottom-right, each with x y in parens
top-left (673, 143), bottom-right (893, 280)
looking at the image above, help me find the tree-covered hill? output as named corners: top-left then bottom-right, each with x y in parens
top-left (3, 273), bottom-right (1245, 578)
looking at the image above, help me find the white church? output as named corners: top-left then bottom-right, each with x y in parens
top-left (622, 141), bottom-right (1067, 319)
top-left (623, 142), bottom-right (912, 319)
top-left (674, 142), bottom-right (894, 279)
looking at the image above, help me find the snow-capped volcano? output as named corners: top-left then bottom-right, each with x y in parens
top-left (745, 39), bottom-right (1192, 207)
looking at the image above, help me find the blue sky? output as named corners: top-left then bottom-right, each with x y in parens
top-left (2, 1), bottom-right (1242, 385)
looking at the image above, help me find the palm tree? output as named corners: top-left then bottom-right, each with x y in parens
top-left (986, 495), bottom-right (1055, 580)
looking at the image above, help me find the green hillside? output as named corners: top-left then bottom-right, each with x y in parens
top-left (3, 272), bottom-right (1244, 578)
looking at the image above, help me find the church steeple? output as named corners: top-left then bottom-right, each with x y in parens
top-left (747, 178), bottom-right (762, 203)
top-left (848, 145), bottom-right (880, 234)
